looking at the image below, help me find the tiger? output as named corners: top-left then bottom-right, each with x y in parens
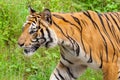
top-left (18, 7), bottom-right (120, 80)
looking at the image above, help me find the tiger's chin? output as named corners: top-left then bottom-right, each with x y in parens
top-left (23, 46), bottom-right (39, 56)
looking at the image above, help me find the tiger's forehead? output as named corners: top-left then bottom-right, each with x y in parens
top-left (28, 13), bottom-right (41, 18)
top-left (27, 14), bottom-right (41, 21)
top-left (22, 13), bottom-right (48, 30)
top-left (22, 15), bottom-right (38, 29)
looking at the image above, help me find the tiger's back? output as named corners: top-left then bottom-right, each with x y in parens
top-left (52, 10), bottom-right (120, 64)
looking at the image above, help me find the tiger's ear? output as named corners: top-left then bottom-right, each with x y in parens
top-left (42, 8), bottom-right (52, 25)
top-left (28, 6), bottom-right (36, 15)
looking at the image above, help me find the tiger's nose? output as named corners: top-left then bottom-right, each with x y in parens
top-left (18, 42), bottom-right (24, 47)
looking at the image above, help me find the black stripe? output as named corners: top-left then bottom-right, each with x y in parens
top-left (53, 14), bottom-right (82, 31)
top-left (61, 54), bottom-right (74, 64)
top-left (66, 35), bottom-right (76, 54)
top-left (56, 68), bottom-right (65, 80)
top-left (84, 11), bottom-right (109, 62)
top-left (40, 29), bottom-right (44, 37)
top-left (67, 67), bottom-right (77, 79)
top-left (109, 13), bottom-right (120, 44)
top-left (67, 36), bottom-right (80, 56)
top-left (104, 14), bottom-right (119, 57)
top-left (109, 13), bottom-right (120, 33)
top-left (104, 14), bottom-right (118, 43)
top-left (60, 61), bottom-right (77, 79)
top-left (71, 15), bottom-right (80, 25)
top-left (29, 30), bottom-right (36, 34)
top-left (81, 20), bottom-right (86, 26)
top-left (79, 19), bottom-right (89, 57)
top-left (83, 11), bottom-right (97, 29)
top-left (79, 26), bottom-right (86, 55)
top-left (113, 12), bottom-right (120, 22)
top-left (115, 12), bottom-right (120, 18)
top-left (87, 48), bottom-right (93, 63)
top-left (78, 16), bottom-right (83, 29)
top-left (97, 13), bottom-right (108, 36)
top-left (53, 20), bottom-right (67, 37)
top-left (116, 12), bottom-right (120, 25)
top-left (37, 25), bottom-right (40, 30)
top-left (104, 14), bottom-right (115, 37)
top-left (99, 52), bottom-right (103, 68)
top-left (54, 73), bottom-right (60, 80)
top-left (40, 21), bottom-right (47, 28)
top-left (34, 17), bottom-right (37, 22)
top-left (103, 14), bottom-right (117, 62)
top-left (61, 45), bottom-right (74, 55)
top-left (82, 11), bottom-right (100, 54)
top-left (53, 20), bottom-right (75, 51)
top-left (67, 35), bottom-right (75, 52)
top-left (28, 20), bottom-right (36, 23)
top-left (74, 17), bottom-right (87, 55)
top-left (46, 28), bottom-right (52, 40)
top-left (99, 32), bottom-right (108, 62)
top-left (60, 61), bottom-right (64, 66)
top-left (118, 72), bottom-right (120, 79)
top-left (53, 14), bottom-right (82, 48)
top-left (107, 25), bottom-right (116, 61)
top-left (45, 28), bottom-right (53, 47)
top-left (70, 15), bottom-right (84, 56)
top-left (37, 29), bottom-right (47, 44)
top-left (53, 18), bottom-right (80, 56)
top-left (76, 45), bottom-right (80, 56)
top-left (97, 13), bottom-right (109, 62)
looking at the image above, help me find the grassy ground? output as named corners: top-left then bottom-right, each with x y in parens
top-left (0, 45), bottom-right (102, 80)
top-left (0, 0), bottom-right (120, 80)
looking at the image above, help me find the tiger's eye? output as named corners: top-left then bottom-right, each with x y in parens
top-left (32, 33), bottom-right (37, 38)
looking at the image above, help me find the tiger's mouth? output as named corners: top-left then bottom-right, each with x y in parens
top-left (23, 44), bottom-right (40, 56)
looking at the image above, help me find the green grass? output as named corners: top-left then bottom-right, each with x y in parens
top-left (0, 46), bottom-right (60, 80)
top-left (0, 0), bottom-right (120, 80)
top-left (0, 45), bottom-right (102, 80)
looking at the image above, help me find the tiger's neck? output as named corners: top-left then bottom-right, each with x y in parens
top-left (49, 13), bottom-right (83, 56)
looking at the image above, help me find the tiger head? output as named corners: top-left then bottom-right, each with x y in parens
top-left (18, 7), bottom-right (58, 56)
